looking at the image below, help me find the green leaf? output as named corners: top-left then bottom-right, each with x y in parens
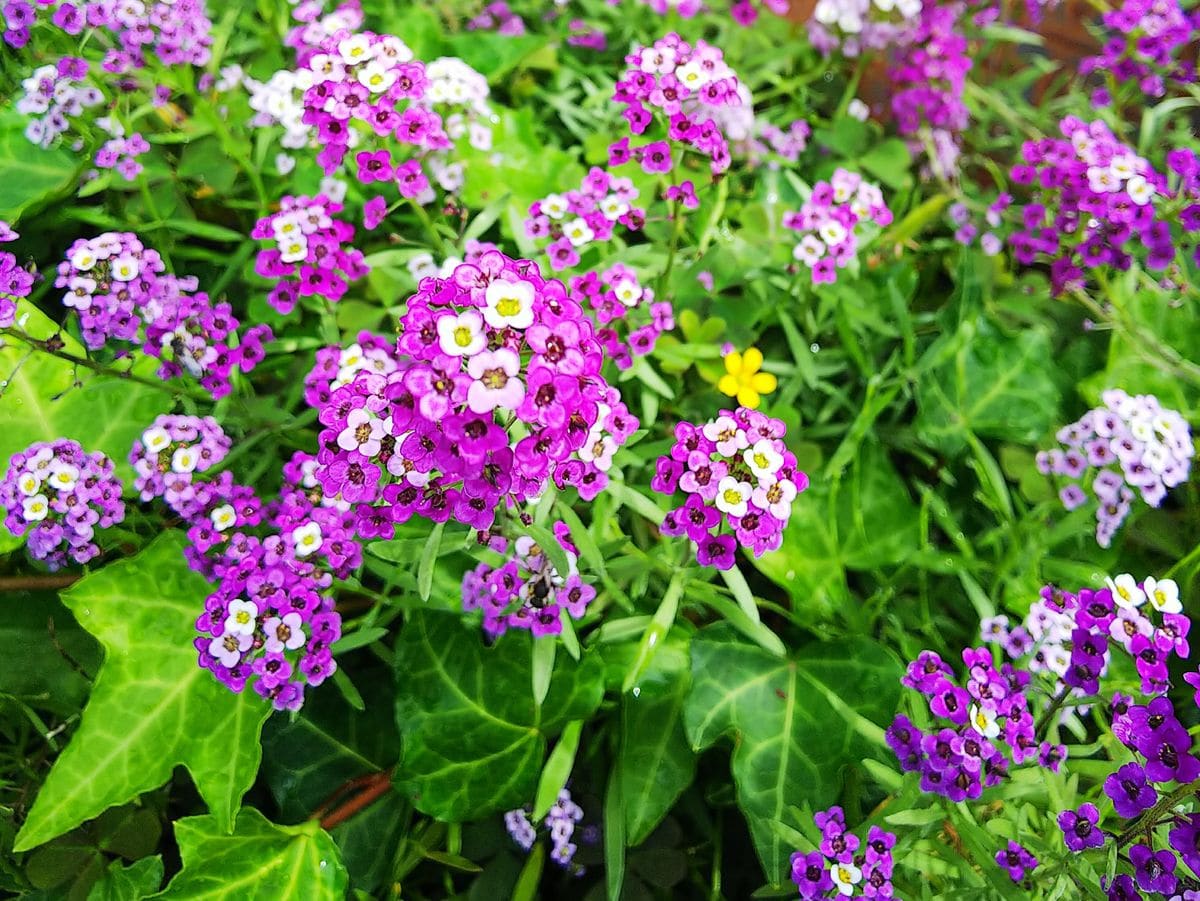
top-left (0, 591), bottom-right (101, 716)
top-left (0, 111), bottom-right (79, 222)
top-left (87, 856), bottom-right (164, 901)
top-left (15, 532), bottom-right (270, 851)
top-left (683, 626), bottom-right (901, 884)
top-left (392, 612), bottom-right (603, 821)
top-left (154, 809), bottom-right (347, 900)
top-left (857, 139), bottom-right (912, 190)
top-left (531, 720), bottom-right (582, 820)
top-left (617, 637), bottom-right (696, 845)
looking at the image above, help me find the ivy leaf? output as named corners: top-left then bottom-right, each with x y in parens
top-left (153, 809), bottom-right (347, 900)
top-left (87, 856), bottom-right (164, 901)
top-left (14, 532), bottom-right (269, 852)
top-left (683, 626), bottom-right (901, 885)
top-left (616, 636), bottom-right (696, 846)
top-left (393, 612), bottom-right (603, 821)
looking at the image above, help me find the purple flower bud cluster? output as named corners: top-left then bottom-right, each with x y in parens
top-left (888, 1), bottom-right (972, 178)
top-left (1037, 389), bottom-right (1192, 547)
top-left (1008, 117), bottom-right (1178, 295)
top-left (612, 33), bottom-right (743, 176)
top-left (299, 30), bottom-right (451, 185)
top-left (525, 168), bottom-right (646, 272)
top-left (0, 221), bottom-right (34, 329)
top-left (571, 264), bottom-right (674, 371)
top-left (504, 789), bottom-right (586, 873)
top-left (252, 194), bottom-right (369, 314)
top-left (54, 232), bottom-right (273, 397)
top-left (807, 0), bottom-right (921, 58)
top-left (653, 407), bottom-right (806, 570)
top-left (462, 520), bottom-right (597, 638)
top-left (0, 439), bottom-right (125, 570)
top-left (784, 168), bottom-right (892, 285)
top-left (314, 251), bottom-right (638, 537)
top-left (17, 58), bottom-right (103, 148)
top-left (467, 1), bottom-right (525, 35)
top-left (1080, 0), bottom-right (1200, 104)
top-left (887, 644), bottom-right (1053, 803)
top-left (94, 132), bottom-right (150, 182)
top-left (129, 415), bottom-right (232, 519)
top-left (994, 841), bottom-right (1038, 882)
top-left (304, 332), bottom-right (404, 409)
top-left (789, 807), bottom-right (897, 899)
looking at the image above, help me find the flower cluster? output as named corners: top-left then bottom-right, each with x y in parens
top-left (3, 0), bottom-right (37, 47)
top-left (1037, 389), bottom-right (1192, 547)
top-left (504, 789), bottom-right (586, 872)
top-left (525, 168), bottom-right (645, 271)
top-left (1009, 117), bottom-right (1174, 294)
top-left (314, 251), bottom-right (637, 536)
top-left (0, 222), bottom-right (33, 329)
top-left (888, 1), bottom-right (972, 177)
top-left (299, 29), bottom-right (451, 185)
top-left (243, 69), bottom-right (312, 163)
top-left (304, 331), bottom-right (404, 409)
top-left (612, 33), bottom-right (742, 176)
top-left (55, 232), bottom-right (273, 397)
top-left (0, 440), bottom-right (125, 570)
top-left (636, 0), bottom-right (788, 24)
top-left (808, 0), bottom-right (921, 58)
top-left (462, 521), bottom-right (596, 638)
top-left (654, 406), bottom-right (805, 570)
top-left (948, 197), bottom-right (1006, 256)
top-left (287, 0), bottom-right (364, 64)
top-left (252, 194), bottom-right (369, 314)
top-left (790, 807), bottom-right (897, 899)
top-left (129, 415), bottom-right (232, 519)
top-left (422, 57), bottom-right (494, 153)
top-left (50, 0), bottom-right (214, 74)
top-left (1081, 0), bottom-right (1199, 105)
top-left (269, 451), bottom-right (362, 580)
top-left (406, 239), bottom-right (501, 282)
top-left (17, 58), bottom-right (103, 148)
top-left (571, 264), bottom-right (673, 370)
top-left (784, 169), bottom-right (892, 285)
top-left (467, 1), bottom-right (526, 35)
top-left (94, 133), bottom-right (150, 182)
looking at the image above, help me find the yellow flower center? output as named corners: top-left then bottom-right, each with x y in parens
top-left (453, 326), bottom-right (475, 347)
top-left (723, 489), bottom-right (742, 506)
top-left (753, 452), bottom-right (769, 469)
top-left (495, 296), bottom-right (522, 317)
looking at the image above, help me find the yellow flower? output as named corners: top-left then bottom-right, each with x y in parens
top-left (717, 347), bottom-right (777, 409)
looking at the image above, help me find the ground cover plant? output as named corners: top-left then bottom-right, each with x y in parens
top-left (1, 0), bottom-right (1200, 898)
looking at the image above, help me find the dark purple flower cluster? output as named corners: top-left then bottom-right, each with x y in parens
top-left (462, 520), bottom-right (597, 638)
top-left (303, 331), bottom-right (404, 409)
top-left (55, 232), bottom-right (272, 398)
top-left (1037, 388), bottom-right (1192, 547)
top-left (1008, 117), bottom-right (1177, 294)
top-left (653, 407), bottom-right (806, 570)
top-left (571, 263), bottom-right (673, 371)
top-left (314, 251), bottom-right (638, 538)
top-left (790, 807), bottom-right (896, 899)
top-left (504, 788), bottom-right (586, 873)
top-left (0, 221), bottom-right (34, 329)
top-left (994, 841), bottom-right (1038, 882)
top-left (0, 439), bottom-right (125, 570)
top-left (298, 30), bottom-right (451, 186)
top-left (1081, 0), bottom-right (1200, 104)
top-left (252, 194), bottom-right (369, 314)
top-left (525, 168), bottom-right (646, 272)
top-left (783, 168), bottom-right (892, 285)
top-left (888, 0), bottom-right (972, 177)
top-left (612, 33), bottom-right (742, 176)
top-left (129, 415), bottom-right (232, 519)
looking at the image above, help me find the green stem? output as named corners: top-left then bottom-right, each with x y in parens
top-left (1035, 684), bottom-right (1072, 738)
top-left (410, 200), bottom-right (447, 256)
top-left (1115, 777), bottom-right (1200, 848)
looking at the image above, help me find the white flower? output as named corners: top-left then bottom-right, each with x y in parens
top-left (702, 416), bottom-right (748, 457)
top-left (1144, 576), bottom-right (1182, 615)
top-left (337, 34), bottom-right (375, 65)
top-left (278, 235), bottom-right (309, 264)
top-left (263, 612), bottom-right (307, 653)
top-left (751, 477), bottom-right (798, 521)
top-left (22, 494), bottom-right (49, 522)
top-left (847, 98), bottom-right (869, 121)
top-left (110, 255), bottom-right (140, 282)
top-left (541, 193), bottom-right (569, 220)
top-left (293, 521), bottom-right (323, 558)
top-left (142, 426), bottom-right (172, 453)
top-left (224, 598), bottom-right (259, 636)
top-left (357, 60), bottom-right (398, 93)
top-left (969, 703), bottom-right (1001, 739)
top-left (210, 504), bottom-right (237, 532)
top-left (70, 246), bottom-right (97, 271)
top-left (562, 217), bottom-right (595, 248)
top-left (16, 471), bottom-right (42, 496)
top-left (818, 221), bottom-right (848, 246)
top-left (47, 462), bottom-right (79, 492)
top-left (483, 279), bottom-right (535, 330)
top-left (743, 439), bottom-right (784, 480)
top-left (714, 476), bottom-right (753, 518)
top-left (275, 152), bottom-right (296, 175)
top-left (613, 279), bottom-right (642, 307)
top-left (436, 310), bottom-right (487, 357)
top-left (674, 61), bottom-right (707, 90)
top-left (1127, 175), bottom-right (1156, 206)
top-left (831, 862), bottom-right (862, 896)
top-left (794, 235), bottom-right (826, 266)
top-left (1107, 573), bottom-right (1146, 609)
top-left (337, 408), bottom-right (385, 457)
top-left (599, 194), bottom-right (629, 220)
top-left (171, 445), bottom-right (199, 474)
top-left (208, 632), bottom-right (251, 668)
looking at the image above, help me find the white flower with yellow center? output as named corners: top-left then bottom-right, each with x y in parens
top-left (264, 612), bottom-right (307, 653)
top-left (142, 426), bottom-right (171, 453)
top-left (16, 471), bottom-right (42, 496)
top-left (832, 862), bottom-right (862, 896)
top-left (357, 60), bottom-right (397, 94)
top-left (1107, 573), bottom-right (1146, 609)
top-left (674, 61), bottom-right (707, 90)
top-left (743, 440), bottom-right (784, 480)
top-left (271, 213), bottom-right (303, 239)
top-left (613, 279), bottom-right (642, 307)
top-left (483, 279), bottom-right (535, 330)
top-left (278, 234), bottom-right (309, 264)
top-left (47, 462), bottom-right (79, 492)
top-left (818, 221), bottom-right (848, 246)
top-left (337, 34), bottom-right (374, 65)
top-left (1144, 576), bottom-right (1182, 615)
top-left (22, 494), bottom-right (49, 522)
top-left (210, 504), bottom-right (237, 532)
top-left (171, 445), bottom-right (199, 474)
top-left (563, 218), bottom-right (594, 248)
top-left (1127, 174), bottom-right (1156, 206)
top-left (110, 255), bottom-right (141, 282)
top-left (1109, 154), bottom-right (1136, 180)
top-left (714, 476), bottom-right (753, 519)
top-left (598, 194), bottom-right (629, 221)
top-left (969, 703), bottom-right (1001, 739)
top-left (541, 194), bottom-right (569, 220)
top-left (436, 310), bottom-right (487, 357)
top-left (223, 598), bottom-right (259, 636)
top-left (70, 246), bottom-right (97, 271)
top-left (293, 521), bottom-right (323, 558)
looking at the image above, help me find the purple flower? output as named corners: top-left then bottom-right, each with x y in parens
top-left (790, 850), bottom-right (833, 897)
top-left (994, 841), bottom-right (1038, 881)
top-left (1058, 803), bottom-right (1104, 852)
top-left (1103, 762), bottom-right (1156, 817)
top-left (1129, 843), bottom-right (1177, 896)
